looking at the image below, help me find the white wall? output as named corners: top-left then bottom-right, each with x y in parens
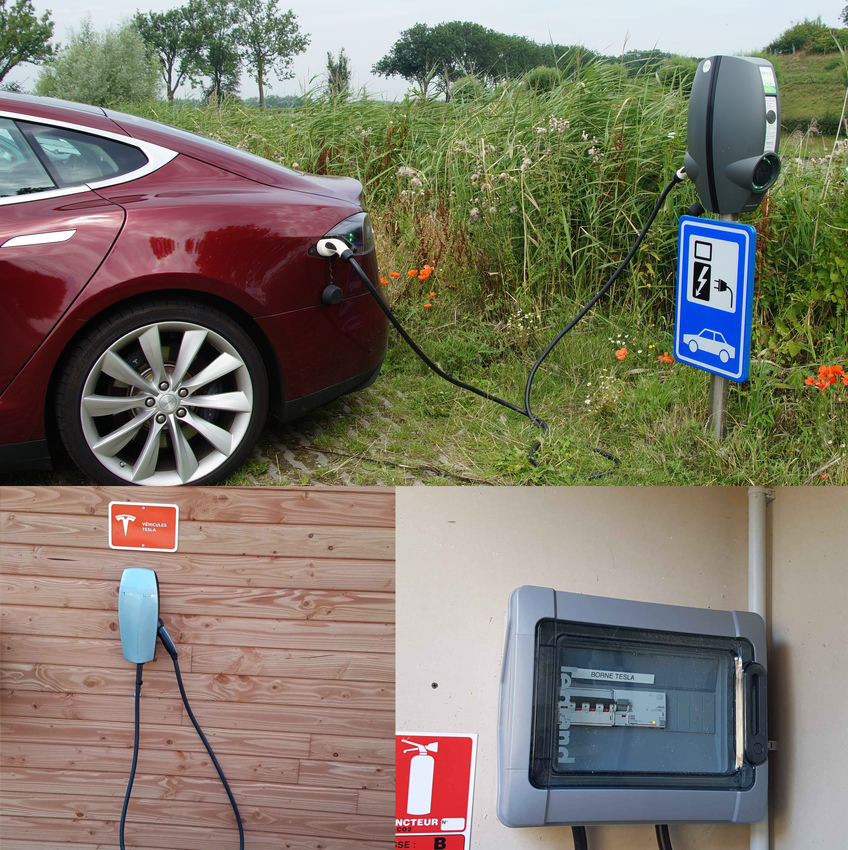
top-left (396, 486), bottom-right (848, 850)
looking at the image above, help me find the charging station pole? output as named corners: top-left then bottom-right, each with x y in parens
top-left (706, 212), bottom-right (738, 440)
top-left (681, 55), bottom-right (781, 443)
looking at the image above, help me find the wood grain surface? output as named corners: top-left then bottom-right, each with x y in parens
top-left (0, 485), bottom-right (395, 848)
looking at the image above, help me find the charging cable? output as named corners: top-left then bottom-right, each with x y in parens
top-left (655, 824), bottom-right (674, 850)
top-left (119, 620), bottom-right (244, 850)
top-left (317, 168), bottom-right (684, 474)
top-left (572, 825), bottom-right (589, 850)
top-left (522, 169), bottom-right (686, 465)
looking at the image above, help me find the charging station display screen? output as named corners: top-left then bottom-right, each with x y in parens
top-left (530, 620), bottom-right (755, 791)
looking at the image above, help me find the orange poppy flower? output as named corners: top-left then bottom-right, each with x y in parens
top-left (615, 347), bottom-right (627, 361)
top-left (657, 352), bottom-right (674, 364)
top-left (429, 291), bottom-right (436, 297)
top-left (423, 303), bottom-right (432, 308)
top-left (805, 364), bottom-right (848, 391)
top-left (408, 269), bottom-right (418, 276)
top-left (390, 272), bottom-right (401, 278)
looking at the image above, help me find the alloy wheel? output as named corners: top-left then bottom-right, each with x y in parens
top-left (79, 321), bottom-right (254, 485)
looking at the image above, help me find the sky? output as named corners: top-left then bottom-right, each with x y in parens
top-left (8, 1), bottom-right (843, 100)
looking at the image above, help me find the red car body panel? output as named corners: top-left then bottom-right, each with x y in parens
top-left (0, 93), bottom-right (387, 460)
top-left (0, 191), bottom-right (124, 393)
top-left (106, 108), bottom-right (365, 205)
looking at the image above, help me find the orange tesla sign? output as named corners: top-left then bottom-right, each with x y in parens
top-left (108, 502), bottom-right (179, 552)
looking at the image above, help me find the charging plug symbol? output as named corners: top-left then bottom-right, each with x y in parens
top-left (714, 279), bottom-right (734, 310)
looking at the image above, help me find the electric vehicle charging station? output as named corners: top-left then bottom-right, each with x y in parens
top-left (497, 586), bottom-right (768, 828)
top-left (680, 55), bottom-right (781, 437)
top-left (684, 56), bottom-right (781, 217)
top-left (314, 55), bottom-right (782, 469)
top-left (117, 567), bottom-right (244, 849)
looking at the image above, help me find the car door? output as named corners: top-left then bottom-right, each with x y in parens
top-left (0, 117), bottom-right (126, 393)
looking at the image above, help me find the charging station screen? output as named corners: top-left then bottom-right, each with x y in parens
top-left (529, 620), bottom-right (755, 791)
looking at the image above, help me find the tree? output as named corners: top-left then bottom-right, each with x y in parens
top-left (767, 17), bottom-right (841, 53)
top-left (842, 6), bottom-right (847, 26)
top-left (373, 23), bottom-right (442, 98)
top-left (234, 0), bottom-right (307, 109)
top-left (0, 0), bottom-right (55, 83)
top-left (189, 0), bottom-right (241, 104)
top-left (133, 6), bottom-right (204, 103)
top-left (618, 49), bottom-right (672, 76)
top-left (35, 19), bottom-right (159, 106)
top-left (325, 47), bottom-right (350, 101)
top-left (374, 22), bottom-right (599, 99)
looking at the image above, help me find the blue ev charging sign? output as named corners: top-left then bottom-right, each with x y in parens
top-left (674, 216), bottom-right (756, 382)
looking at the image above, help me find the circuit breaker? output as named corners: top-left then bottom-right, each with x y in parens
top-left (497, 586), bottom-right (768, 826)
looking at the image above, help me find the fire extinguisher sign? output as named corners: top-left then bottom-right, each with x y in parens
top-left (395, 732), bottom-right (478, 849)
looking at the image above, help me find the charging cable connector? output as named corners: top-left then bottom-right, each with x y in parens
top-left (313, 171), bottom-right (683, 475)
top-left (315, 238), bottom-right (354, 261)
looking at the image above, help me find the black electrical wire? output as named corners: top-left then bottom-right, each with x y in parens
top-left (163, 624), bottom-right (245, 849)
top-left (120, 628), bottom-right (244, 850)
top-left (342, 170), bottom-right (683, 475)
top-left (347, 255), bottom-right (528, 418)
top-left (523, 171), bottom-right (685, 467)
top-left (119, 663), bottom-right (144, 850)
top-left (655, 824), bottom-right (674, 850)
top-left (572, 825), bottom-right (589, 850)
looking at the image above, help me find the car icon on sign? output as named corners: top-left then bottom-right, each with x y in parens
top-left (683, 329), bottom-right (736, 363)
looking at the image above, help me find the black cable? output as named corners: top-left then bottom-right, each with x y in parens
top-left (162, 623), bottom-right (245, 849)
top-left (572, 825), bottom-right (589, 850)
top-left (348, 256), bottom-right (528, 418)
top-left (523, 172), bottom-right (685, 467)
top-left (120, 629), bottom-right (244, 849)
top-left (119, 663), bottom-right (144, 850)
top-left (655, 824), bottom-right (673, 850)
top-left (342, 171), bottom-right (682, 475)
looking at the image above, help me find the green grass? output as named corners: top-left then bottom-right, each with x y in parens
top-left (5, 69), bottom-right (846, 487)
top-left (770, 51), bottom-right (848, 132)
top-left (209, 309), bottom-right (846, 487)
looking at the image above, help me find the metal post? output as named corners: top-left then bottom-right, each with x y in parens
top-left (748, 486), bottom-right (774, 850)
top-left (708, 373), bottom-right (729, 439)
top-left (706, 212), bottom-right (738, 439)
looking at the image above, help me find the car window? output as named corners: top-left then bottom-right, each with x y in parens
top-left (20, 122), bottom-right (148, 187)
top-left (701, 330), bottom-right (713, 340)
top-left (715, 332), bottom-right (726, 344)
top-left (0, 118), bottom-right (56, 198)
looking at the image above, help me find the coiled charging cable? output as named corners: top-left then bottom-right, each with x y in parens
top-left (318, 168), bottom-right (684, 474)
top-left (119, 620), bottom-right (244, 850)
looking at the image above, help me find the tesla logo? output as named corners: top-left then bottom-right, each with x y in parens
top-left (114, 514), bottom-right (136, 536)
top-left (108, 502), bottom-right (179, 552)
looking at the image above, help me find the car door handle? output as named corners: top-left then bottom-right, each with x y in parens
top-left (1, 229), bottom-right (77, 248)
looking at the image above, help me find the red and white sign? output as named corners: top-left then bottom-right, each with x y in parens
top-left (108, 502), bottom-right (179, 552)
top-left (396, 837), bottom-right (465, 849)
top-left (395, 732), bottom-right (477, 848)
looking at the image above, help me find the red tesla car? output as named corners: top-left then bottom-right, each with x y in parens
top-left (0, 93), bottom-right (387, 485)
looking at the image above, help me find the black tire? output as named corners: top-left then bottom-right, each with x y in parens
top-left (55, 297), bottom-right (269, 486)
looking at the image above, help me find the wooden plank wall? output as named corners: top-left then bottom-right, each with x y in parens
top-left (0, 485), bottom-right (395, 850)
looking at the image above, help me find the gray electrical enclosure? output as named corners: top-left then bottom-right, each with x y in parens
top-left (685, 55), bottom-right (781, 215)
top-left (118, 567), bottom-right (160, 663)
top-left (497, 586), bottom-right (768, 826)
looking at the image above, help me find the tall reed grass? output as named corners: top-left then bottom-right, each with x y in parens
top-left (132, 64), bottom-right (847, 359)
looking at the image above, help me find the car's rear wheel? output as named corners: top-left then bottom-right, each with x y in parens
top-left (56, 298), bottom-right (269, 485)
top-left (688, 340), bottom-right (698, 353)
